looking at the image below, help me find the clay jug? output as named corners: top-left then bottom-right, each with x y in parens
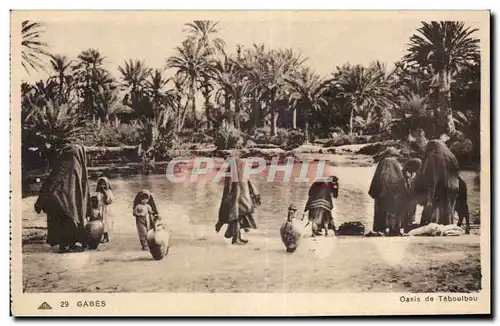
top-left (280, 220), bottom-right (301, 253)
top-left (85, 219), bottom-right (104, 250)
top-left (146, 220), bottom-right (170, 260)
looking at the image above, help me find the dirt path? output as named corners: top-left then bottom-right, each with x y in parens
top-left (22, 230), bottom-right (481, 293)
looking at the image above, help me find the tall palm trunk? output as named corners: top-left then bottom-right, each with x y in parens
top-left (292, 107), bottom-right (297, 129)
top-left (271, 96), bottom-right (278, 136)
top-left (251, 90), bottom-right (260, 131)
top-left (58, 73), bottom-right (64, 104)
top-left (204, 96), bottom-right (211, 131)
top-left (349, 107), bottom-right (354, 135)
top-left (437, 69), bottom-right (456, 137)
top-left (272, 112), bottom-right (279, 136)
top-left (224, 91), bottom-right (232, 127)
top-left (304, 111), bottom-right (310, 143)
top-left (179, 100), bottom-right (189, 132)
top-left (234, 98), bottom-right (241, 130)
top-left (146, 123), bottom-right (158, 149)
top-left (201, 79), bottom-right (211, 130)
top-left (190, 78), bottom-right (197, 129)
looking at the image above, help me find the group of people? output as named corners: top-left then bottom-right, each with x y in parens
top-left (214, 156), bottom-right (341, 244)
top-left (368, 140), bottom-right (470, 236)
top-left (32, 138), bottom-right (470, 253)
top-left (214, 139), bottom-right (470, 243)
top-left (33, 143), bottom-right (164, 253)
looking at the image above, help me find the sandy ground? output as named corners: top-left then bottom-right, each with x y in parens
top-left (20, 158), bottom-right (482, 294)
top-left (22, 222), bottom-right (481, 293)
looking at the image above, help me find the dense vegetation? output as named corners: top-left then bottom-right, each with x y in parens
top-left (21, 20), bottom-right (480, 171)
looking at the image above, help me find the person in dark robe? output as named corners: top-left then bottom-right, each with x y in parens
top-left (132, 189), bottom-right (160, 250)
top-left (302, 176), bottom-right (339, 237)
top-left (455, 176), bottom-right (470, 234)
top-left (412, 140), bottom-right (460, 226)
top-left (95, 176), bottom-right (114, 243)
top-left (215, 157), bottom-right (261, 245)
top-left (402, 158), bottom-right (422, 231)
top-left (368, 147), bottom-right (408, 236)
top-left (34, 143), bottom-right (90, 253)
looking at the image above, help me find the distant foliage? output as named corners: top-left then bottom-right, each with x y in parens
top-left (275, 128), bottom-right (306, 150)
top-left (83, 120), bottom-right (146, 147)
top-left (20, 19), bottom-right (481, 173)
top-left (215, 122), bottom-right (245, 150)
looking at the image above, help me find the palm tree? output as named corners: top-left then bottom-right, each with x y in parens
top-left (286, 67), bottom-right (328, 141)
top-left (73, 48), bottom-right (113, 119)
top-left (118, 59), bottom-right (151, 117)
top-left (211, 57), bottom-right (234, 127)
top-left (76, 48), bottom-right (105, 68)
top-left (184, 21), bottom-right (225, 131)
top-left (25, 100), bottom-right (86, 151)
top-left (171, 77), bottom-right (190, 132)
top-left (184, 20), bottom-right (226, 55)
top-left (49, 54), bottom-right (72, 103)
top-left (403, 21), bottom-right (479, 137)
top-left (213, 58), bottom-right (250, 130)
top-left (239, 44), bottom-right (268, 131)
top-left (166, 39), bottom-right (210, 130)
top-left (21, 20), bottom-right (48, 74)
top-left (392, 60), bottom-right (432, 100)
top-left (260, 48), bottom-right (305, 135)
top-left (333, 63), bottom-right (394, 135)
top-left (144, 69), bottom-right (178, 143)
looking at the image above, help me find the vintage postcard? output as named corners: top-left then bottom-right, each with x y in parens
top-left (10, 10), bottom-right (490, 316)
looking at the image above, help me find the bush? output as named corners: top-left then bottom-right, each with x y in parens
top-left (152, 133), bottom-right (179, 160)
top-left (215, 123), bottom-right (245, 150)
top-left (251, 127), bottom-right (274, 145)
top-left (357, 140), bottom-right (404, 157)
top-left (25, 101), bottom-right (86, 151)
top-left (191, 132), bottom-right (214, 144)
top-left (324, 134), bottom-right (372, 147)
top-left (248, 127), bottom-right (305, 150)
top-left (370, 133), bottom-right (393, 143)
top-left (84, 121), bottom-right (146, 147)
top-left (275, 128), bottom-right (306, 150)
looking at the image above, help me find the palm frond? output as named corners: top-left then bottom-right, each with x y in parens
top-left (21, 20), bottom-right (49, 74)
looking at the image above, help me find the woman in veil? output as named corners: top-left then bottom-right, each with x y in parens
top-left (368, 147), bottom-right (408, 236)
top-left (215, 155), bottom-right (261, 245)
top-left (34, 143), bottom-right (91, 253)
top-left (412, 140), bottom-right (460, 226)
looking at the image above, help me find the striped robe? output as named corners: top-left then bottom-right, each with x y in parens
top-left (305, 179), bottom-right (336, 230)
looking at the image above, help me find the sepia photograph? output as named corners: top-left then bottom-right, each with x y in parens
top-left (10, 10), bottom-right (490, 316)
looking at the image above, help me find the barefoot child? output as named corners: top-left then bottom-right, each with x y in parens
top-left (133, 190), bottom-right (160, 250)
top-left (95, 177), bottom-right (114, 243)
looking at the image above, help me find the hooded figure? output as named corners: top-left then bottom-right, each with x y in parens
top-left (412, 140), bottom-right (460, 226)
top-left (303, 176), bottom-right (339, 237)
top-left (34, 143), bottom-right (90, 253)
top-left (215, 157), bottom-right (261, 245)
top-left (368, 147), bottom-right (408, 235)
top-left (133, 189), bottom-right (160, 250)
top-left (95, 176), bottom-right (114, 243)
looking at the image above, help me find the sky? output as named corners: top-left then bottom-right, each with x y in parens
top-left (16, 11), bottom-right (484, 83)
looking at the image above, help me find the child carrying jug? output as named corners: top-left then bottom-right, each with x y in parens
top-left (133, 190), bottom-right (160, 250)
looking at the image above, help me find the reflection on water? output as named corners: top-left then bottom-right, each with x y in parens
top-left (78, 164), bottom-right (479, 238)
